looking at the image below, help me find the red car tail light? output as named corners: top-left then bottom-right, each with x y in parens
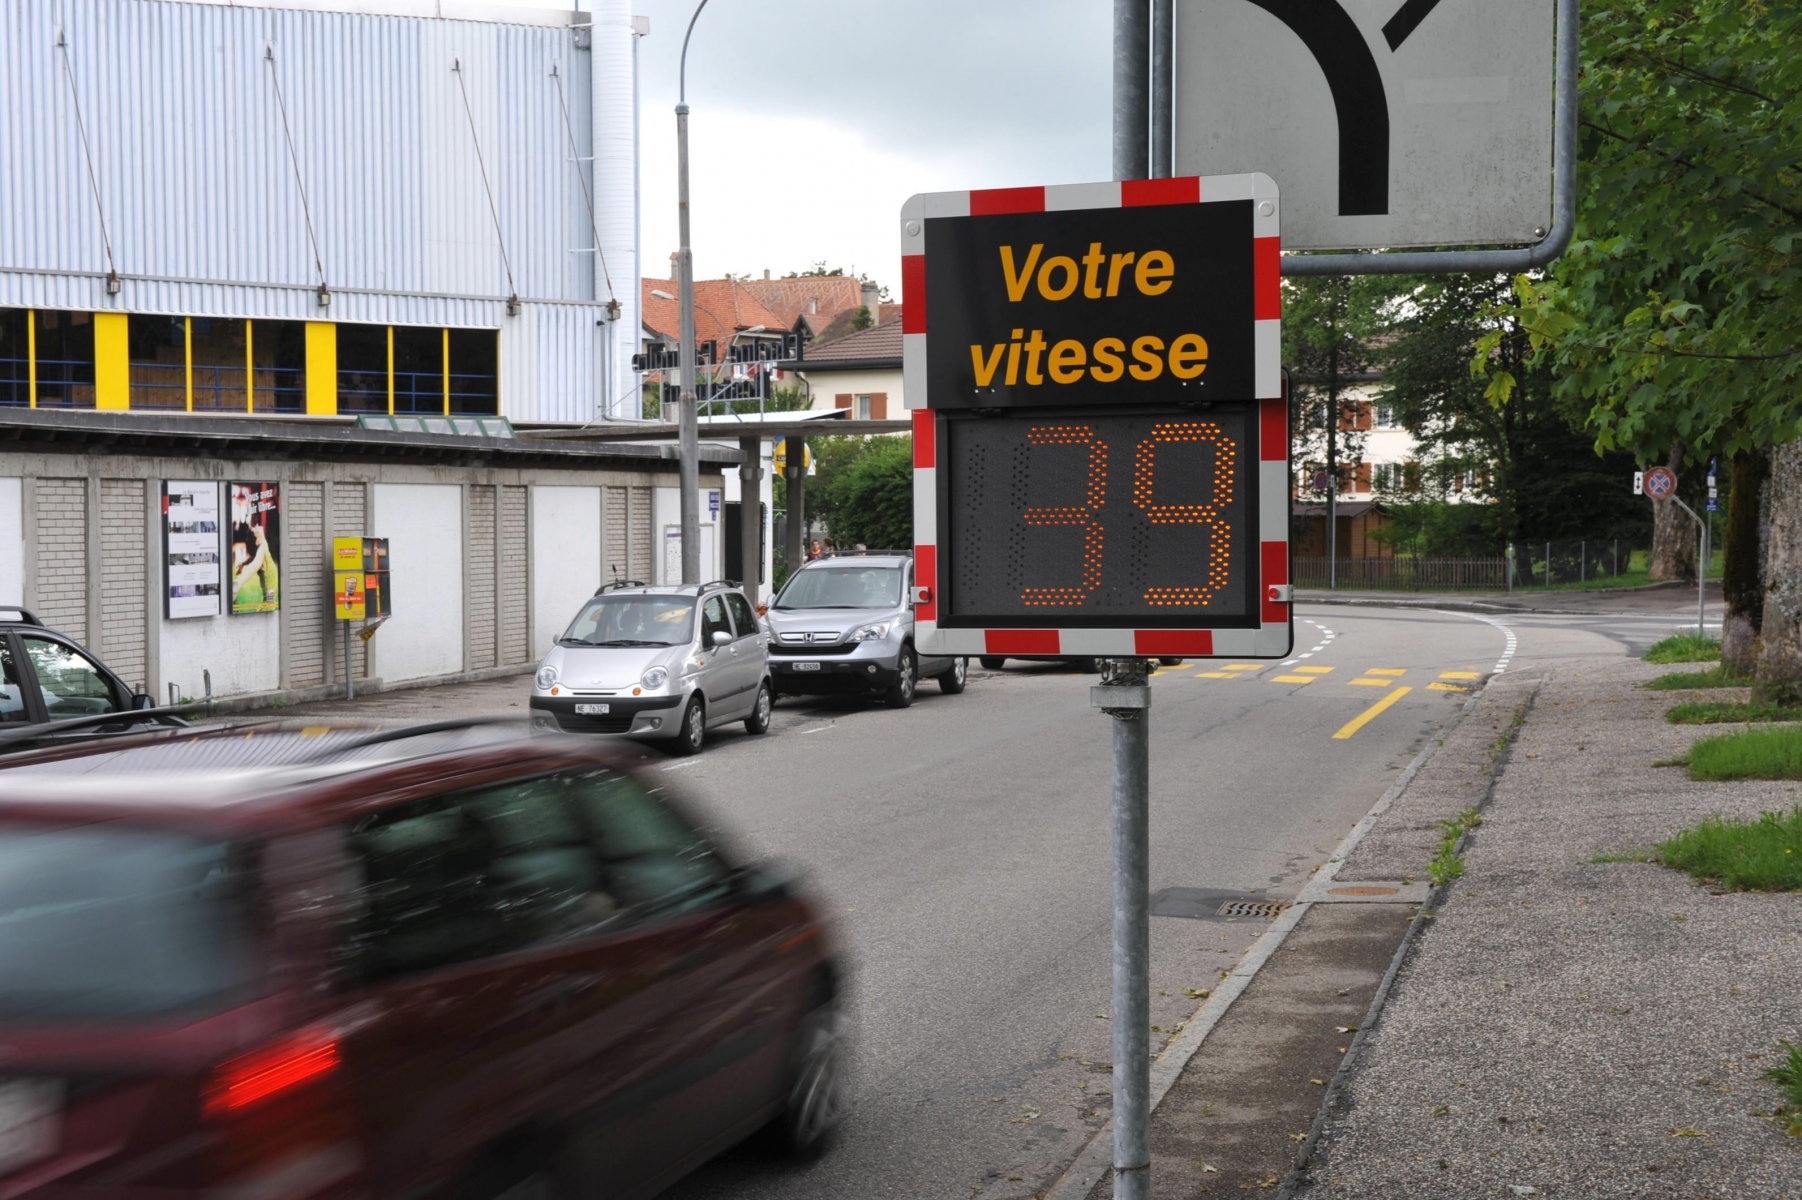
top-left (202, 1028), bottom-right (341, 1118)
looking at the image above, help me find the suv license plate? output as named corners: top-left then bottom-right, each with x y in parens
top-left (0, 1079), bottom-right (63, 1176)
top-left (791, 662), bottom-right (821, 672)
top-left (575, 703), bottom-right (610, 715)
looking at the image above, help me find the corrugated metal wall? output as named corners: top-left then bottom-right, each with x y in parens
top-left (0, 0), bottom-right (638, 422)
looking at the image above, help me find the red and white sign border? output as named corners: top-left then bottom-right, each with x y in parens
top-left (902, 173), bottom-right (1290, 661)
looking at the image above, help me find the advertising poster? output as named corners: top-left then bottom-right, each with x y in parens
top-left (163, 481), bottom-right (222, 619)
top-left (228, 482), bottom-right (281, 614)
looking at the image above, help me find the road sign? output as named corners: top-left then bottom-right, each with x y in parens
top-left (901, 175), bottom-right (1292, 661)
top-left (1633, 471), bottom-right (1645, 496)
top-left (1174, 0), bottom-right (1554, 251)
top-left (1706, 498), bottom-right (1719, 513)
top-left (1644, 466), bottom-right (1677, 500)
top-left (771, 437), bottom-right (812, 474)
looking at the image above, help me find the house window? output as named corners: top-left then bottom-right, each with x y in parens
top-left (853, 394), bottom-right (872, 420)
top-left (1373, 402), bottom-right (1399, 428)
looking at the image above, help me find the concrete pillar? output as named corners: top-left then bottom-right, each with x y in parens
top-left (739, 435), bottom-right (763, 604)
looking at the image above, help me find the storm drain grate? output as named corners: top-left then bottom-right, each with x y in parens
top-left (1215, 900), bottom-right (1289, 920)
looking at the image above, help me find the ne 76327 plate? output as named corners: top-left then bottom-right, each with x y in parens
top-left (575, 703), bottom-right (610, 715)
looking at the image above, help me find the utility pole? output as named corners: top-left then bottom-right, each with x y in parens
top-left (673, 0), bottom-right (712, 584)
top-left (1326, 314), bottom-right (1340, 591)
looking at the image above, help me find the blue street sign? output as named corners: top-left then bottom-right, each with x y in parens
top-left (1706, 498), bottom-right (1719, 513)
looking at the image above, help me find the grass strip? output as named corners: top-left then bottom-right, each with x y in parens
top-left (1646, 633), bottom-right (1721, 664)
top-left (1655, 805), bottom-right (1802, 890)
top-left (1648, 666), bottom-right (1751, 691)
top-left (1667, 700), bottom-right (1802, 725)
top-left (1762, 1041), bottom-right (1802, 1137)
top-left (1688, 727), bottom-right (1802, 781)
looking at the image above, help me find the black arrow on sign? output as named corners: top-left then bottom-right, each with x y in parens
top-left (1243, 0), bottom-right (1389, 215)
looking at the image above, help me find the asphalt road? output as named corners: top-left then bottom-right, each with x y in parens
top-left (246, 598), bottom-right (1708, 1199)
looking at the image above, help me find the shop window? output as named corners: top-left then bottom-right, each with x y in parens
top-left (391, 326), bottom-right (443, 415)
top-left (256, 320), bottom-right (307, 413)
top-left (187, 318), bottom-right (250, 411)
top-left (337, 323), bottom-right (389, 414)
top-left (32, 310), bottom-right (96, 408)
top-left (447, 328), bottom-right (498, 415)
top-left (128, 315), bottom-right (187, 410)
top-left (0, 310), bottom-right (26, 408)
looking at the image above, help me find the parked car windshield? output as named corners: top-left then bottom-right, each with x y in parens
top-left (561, 595), bottom-right (696, 647)
top-left (0, 824), bottom-right (261, 1022)
top-left (776, 566), bottom-right (904, 609)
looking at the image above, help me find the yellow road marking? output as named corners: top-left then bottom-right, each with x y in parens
top-left (1272, 674), bottom-right (1316, 685)
top-left (1348, 677), bottom-right (1392, 687)
top-left (1294, 666), bottom-right (1334, 675)
top-left (1223, 663), bottom-right (1261, 671)
top-left (1197, 671), bottom-right (1238, 678)
top-left (1427, 682), bottom-right (1469, 692)
top-left (1333, 686), bottom-right (1413, 739)
top-left (1439, 671), bottom-right (1481, 680)
top-left (1367, 668), bottom-right (1408, 677)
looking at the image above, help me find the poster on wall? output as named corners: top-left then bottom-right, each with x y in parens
top-left (228, 482), bottom-right (281, 614)
top-left (163, 481), bottom-right (222, 619)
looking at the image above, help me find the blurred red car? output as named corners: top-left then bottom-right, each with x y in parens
top-left (0, 720), bottom-right (844, 1199)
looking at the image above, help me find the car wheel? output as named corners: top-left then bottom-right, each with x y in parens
top-left (884, 648), bottom-right (917, 709)
top-left (979, 656), bottom-right (1006, 670)
top-left (938, 656), bottom-right (968, 694)
top-left (670, 695), bottom-right (705, 755)
top-left (1158, 656), bottom-right (1184, 666)
top-left (773, 1003), bottom-right (847, 1159)
top-left (744, 681), bottom-right (773, 734)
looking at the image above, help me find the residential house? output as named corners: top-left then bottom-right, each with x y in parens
top-left (787, 319), bottom-right (904, 418)
top-left (739, 272), bottom-right (881, 345)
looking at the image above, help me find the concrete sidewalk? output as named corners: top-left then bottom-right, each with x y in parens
top-left (1291, 657), bottom-right (1802, 1198)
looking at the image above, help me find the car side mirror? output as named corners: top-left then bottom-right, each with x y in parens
top-left (132, 692), bottom-right (155, 711)
top-left (711, 630), bottom-right (732, 647)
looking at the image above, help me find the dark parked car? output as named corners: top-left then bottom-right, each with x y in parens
top-left (0, 605), bottom-right (174, 749)
top-left (0, 720), bottom-right (844, 1198)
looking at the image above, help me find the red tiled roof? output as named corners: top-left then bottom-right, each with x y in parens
top-left (640, 279), bottom-right (785, 347)
top-left (738, 276), bottom-right (865, 334)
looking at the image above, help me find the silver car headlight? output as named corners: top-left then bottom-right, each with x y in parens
top-left (642, 666), bottom-right (669, 689)
top-left (535, 664), bottom-right (558, 690)
top-left (849, 621), bottom-right (893, 641)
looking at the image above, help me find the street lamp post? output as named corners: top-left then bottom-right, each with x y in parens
top-left (673, 0), bottom-right (713, 585)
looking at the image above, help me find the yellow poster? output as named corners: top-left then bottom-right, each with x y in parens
top-left (334, 570), bottom-right (366, 620)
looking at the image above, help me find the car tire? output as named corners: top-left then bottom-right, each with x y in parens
top-left (1158, 656), bottom-right (1184, 666)
top-left (771, 1002), bottom-right (847, 1160)
top-left (938, 656), bottom-right (968, 694)
top-left (670, 696), bottom-right (705, 755)
top-left (884, 648), bottom-right (917, 709)
top-left (979, 656), bottom-right (1006, 671)
top-left (744, 681), bottom-right (773, 734)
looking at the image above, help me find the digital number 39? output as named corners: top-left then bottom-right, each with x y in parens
top-left (1021, 421), bottom-right (1235, 607)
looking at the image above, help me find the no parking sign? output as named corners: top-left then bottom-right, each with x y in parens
top-left (1643, 467), bottom-right (1677, 500)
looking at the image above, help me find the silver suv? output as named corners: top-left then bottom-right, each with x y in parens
top-left (530, 582), bottom-right (771, 755)
top-left (764, 552), bottom-right (967, 708)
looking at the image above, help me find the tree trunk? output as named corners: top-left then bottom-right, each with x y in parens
top-left (1720, 448), bottom-right (1768, 674)
top-left (1754, 437), bottom-right (1802, 705)
top-left (1648, 443), bottom-right (1695, 582)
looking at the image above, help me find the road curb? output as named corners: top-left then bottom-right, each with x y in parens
top-left (1041, 682), bottom-right (1491, 1200)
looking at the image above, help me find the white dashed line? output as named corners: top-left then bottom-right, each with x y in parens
top-left (660, 759), bottom-right (701, 771)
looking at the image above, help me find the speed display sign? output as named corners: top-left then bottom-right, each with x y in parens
top-left (902, 175), bottom-right (1292, 660)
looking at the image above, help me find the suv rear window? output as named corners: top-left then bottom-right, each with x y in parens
top-left (0, 825), bottom-right (261, 1022)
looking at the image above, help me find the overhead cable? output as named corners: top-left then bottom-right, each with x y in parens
top-left (55, 29), bottom-right (120, 293)
top-left (453, 58), bottom-right (520, 314)
top-left (265, 47), bottom-right (331, 306)
top-left (550, 63), bottom-right (618, 314)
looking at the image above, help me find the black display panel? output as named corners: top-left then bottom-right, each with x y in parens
top-left (940, 406), bottom-right (1257, 627)
top-left (924, 201), bottom-right (1255, 410)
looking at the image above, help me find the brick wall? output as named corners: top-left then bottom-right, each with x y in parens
top-left (33, 479), bottom-right (87, 642)
top-left (98, 479), bottom-right (146, 690)
top-left (628, 486), bottom-right (653, 582)
top-left (499, 485), bottom-right (528, 665)
top-left (467, 485), bottom-right (497, 671)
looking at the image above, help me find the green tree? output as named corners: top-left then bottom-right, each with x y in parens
top-left (1283, 276), bottom-right (1388, 557)
top-left (810, 436), bottom-right (914, 550)
top-left (1479, 0), bottom-right (1802, 688)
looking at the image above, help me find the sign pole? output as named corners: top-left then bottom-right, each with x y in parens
top-left (343, 618), bottom-right (354, 701)
top-left (1094, 658), bottom-right (1152, 1200)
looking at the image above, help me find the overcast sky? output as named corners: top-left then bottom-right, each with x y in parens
top-left (502, 0), bottom-right (1112, 295)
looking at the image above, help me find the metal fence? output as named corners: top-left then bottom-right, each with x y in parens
top-left (1520, 539), bottom-right (1634, 587)
top-left (1293, 557), bottom-right (1509, 591)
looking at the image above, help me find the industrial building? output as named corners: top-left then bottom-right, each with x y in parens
top-left (0, 0), bottom-right (754, 709)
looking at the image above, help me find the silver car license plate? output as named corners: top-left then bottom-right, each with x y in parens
top-left (791, 662), bottom-right (821, 672)
top-left (0, 1078), bottom-right (62, 1176)
top-left (575, 703), bottom-right (610, 714)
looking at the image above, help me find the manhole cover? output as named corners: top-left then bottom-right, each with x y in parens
top-left (1150, 888), bottom-right (1290, 921)
top-left (1215, 899), bottom-right (1290, 919)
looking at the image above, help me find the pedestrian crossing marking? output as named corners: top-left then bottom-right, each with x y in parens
top-left (1271, 674), bottom-right (1316, 685)
top-left (1197, 671), bottom-right (1238, 678)
top-left (1293, 666), bottom-right (1334, 675)
top-left (1427, 682), bottom-right (1469, 692)
top-left (1439, 671), bottom-right (1480, 680)
top-left (1348, 677), bottom-right (1392, 687)
top-left (1367, 668), bottom-right (1408, 677)
top-left (1222, 664), bottom-right (1261, 671)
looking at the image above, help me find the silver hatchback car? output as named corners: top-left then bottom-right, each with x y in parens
top-left (529, 582), bottom-right (772, 755)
